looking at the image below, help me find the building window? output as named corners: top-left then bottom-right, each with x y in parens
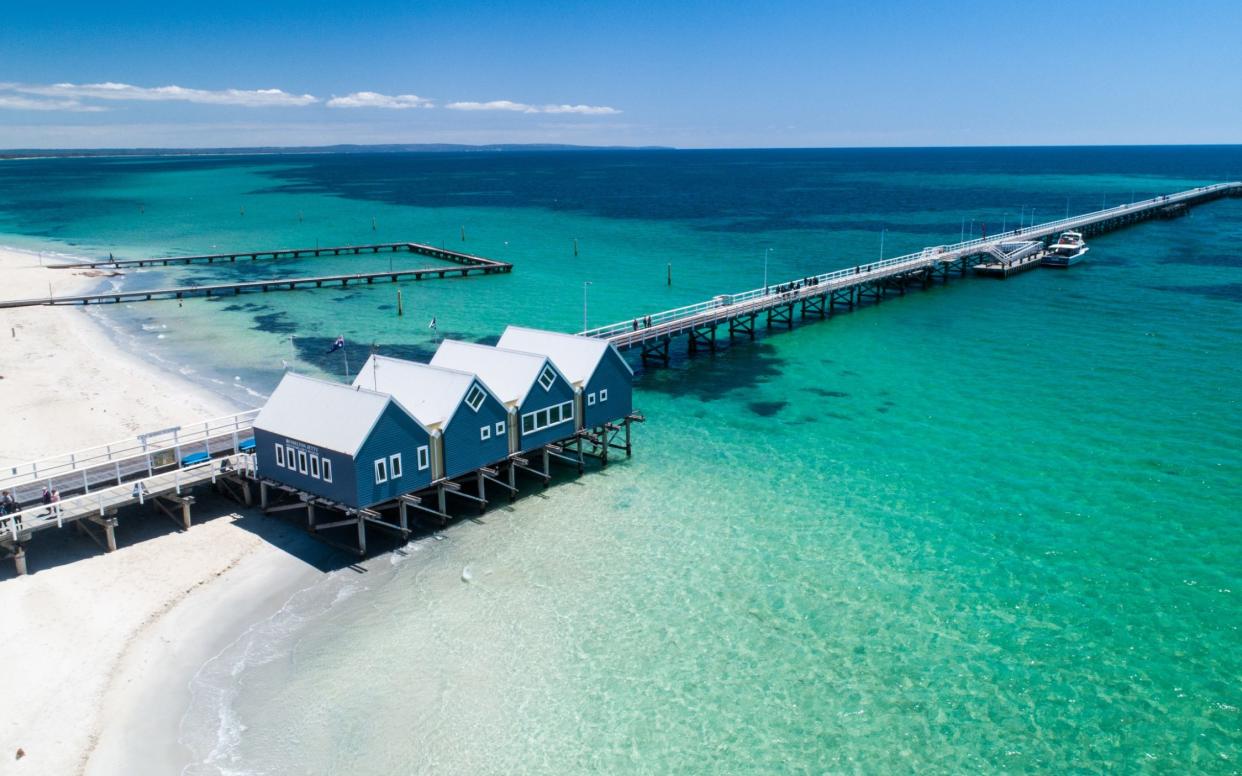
top-left (587, 392), bottom-right (596, 406)
top-left (286, 445), bottom-right (296, 469)
top-left (537, 366), bottom-right (555, 390)
top-left (310, 455), bottom-right (320, 479)
top-left (321, 458), bottom-right (333, 483)
top-left (275, 444), bottom-right (285, 468)
top-left (519, 401), bottom-right (574, 435)
top-left (374, 458), bottom-right (388, 484)
top-left (298, 451), bottom-right (309, 475)
top-left (481, 425), bottom-right (491, 441)
top-left (599, 389), bottom-right (609, 403)
top-left (495, 420), bottom-right (506, 436)
top-left (417, 445), bottom-right (430, 470)
top-left (389, 453), bottom-right (403, 479)
top-left (465, 384), bottom-right (486, 411)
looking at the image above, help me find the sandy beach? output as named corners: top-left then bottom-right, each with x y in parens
top-left (0, 246), bottom-right (332, 776)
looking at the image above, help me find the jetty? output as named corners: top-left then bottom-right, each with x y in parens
top-left (581, 183), bottom-right (1242, 365)
top-left (0, 241), bottom-right (512, 308)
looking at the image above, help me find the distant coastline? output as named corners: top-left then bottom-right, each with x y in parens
top-left (0, 142), bottom-right (677, 161)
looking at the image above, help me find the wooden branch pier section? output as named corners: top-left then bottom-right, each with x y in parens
top-left (0, 241), bottom-right (511, 308)
top-left (581, 183), bottom-right (1242, 366)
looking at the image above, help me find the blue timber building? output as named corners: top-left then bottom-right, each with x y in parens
top-left (353, 355), bottom-right (510, 481)
top-left (253, 372), bottom-right (433, 509)
top-left (430, 340), bottom-right (577, 453)
top-left (496, 326), bottom-right (634, 430)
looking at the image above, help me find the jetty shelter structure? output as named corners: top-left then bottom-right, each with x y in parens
top-left (252, 373), bottom-right (434, 509)
top-left (352, 356), bottom-right (510, 480)
top-left (496, 326), bottom-right (634, 431)
top-left (430, 340), bottom-right (577, 453)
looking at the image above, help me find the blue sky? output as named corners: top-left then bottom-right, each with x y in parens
top-left (2, 0), bottom-right (1240, 149)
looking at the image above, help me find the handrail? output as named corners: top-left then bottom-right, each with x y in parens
top-left (580, 183), bottom-right (1240, 340)
top-left (0, 453), bottom-right (255, 540)
top-left (1, 409), bottom-right (259, 492)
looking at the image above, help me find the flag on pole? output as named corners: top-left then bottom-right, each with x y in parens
top-left (327, 335), bottom-right (345, 354)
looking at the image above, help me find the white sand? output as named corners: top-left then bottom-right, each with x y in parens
top-left (0, 247), bottom-right (326, 775)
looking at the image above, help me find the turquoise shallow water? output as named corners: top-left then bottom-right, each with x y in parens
top-left (1, 148), bottom-right (1240, 772)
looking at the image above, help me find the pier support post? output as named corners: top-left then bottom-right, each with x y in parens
top-left (260, 482), bottom-right (269, 510)
top-left (12, 545), bottom-right (26, 576)
top-left (399, 501), bottom-right (409, 532)
top-left (307, 503), bottom-right (316, 530)
top-left (356, 516), bottom-right (366, 555)
top-left (438, 485), bottom-right (447, 516)
top-left (103, 518), bottom-right (117, 552)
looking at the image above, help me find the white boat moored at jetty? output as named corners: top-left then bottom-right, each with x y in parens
top-left (1043, 230), bottom-right (1089, 267)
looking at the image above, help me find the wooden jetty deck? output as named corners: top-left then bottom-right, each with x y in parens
top-left (1, 241), bottom-right (512, 308)
top-left (49, 240), bottom-right (501, 270)
top-left (581, 182), bottom-right (1242, 365)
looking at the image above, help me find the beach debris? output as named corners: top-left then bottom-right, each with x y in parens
top-left (461, 565), bottom-right (473, 583)
top-left (15, 747), bottom-right (25, 760)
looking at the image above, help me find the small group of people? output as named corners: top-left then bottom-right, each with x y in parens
top-left (0, 490), bottom-right (18, 521)
top-left (40, 486), bottom-right (61, 516)
top-left (769, 277), bottom-right (818, 296)
top-left (630, 315), bottom-right (655, 330)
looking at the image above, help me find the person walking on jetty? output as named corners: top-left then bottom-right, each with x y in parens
top-left (0, 490), bottom-right (15, 516)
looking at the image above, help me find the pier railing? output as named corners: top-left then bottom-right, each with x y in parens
top-left (0, 409), bottom-right (259, 496)
top-left (580, 182), bottom-right (1240, 341)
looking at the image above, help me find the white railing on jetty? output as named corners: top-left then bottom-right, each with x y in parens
top-left (1, 409), bottom-right (260, 493)
top-left (0, 454), bottom-right (256, 541)
top-left (579, 183), bottom-right (1240, 341)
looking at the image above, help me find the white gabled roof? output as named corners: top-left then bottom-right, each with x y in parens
top-left (497, 325), bottom-right (633, 386)
top-left (353, 355), bottom-right (481, 430)
top-left (256, 372), bottom-right (398, 456)
top-left (430, 340), bottom-right (551, 407)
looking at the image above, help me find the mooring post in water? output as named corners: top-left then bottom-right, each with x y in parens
top-left (574, 238), bottom-right (579, 257)
top-left (397, 289), bottom-right (403, 316)
top-left (667, 262), bottom-right (672, 286)
top-left (461, 225), bottom-right (466, 241)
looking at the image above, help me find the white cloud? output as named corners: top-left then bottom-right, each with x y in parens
top-left (446, 100), bottom-right (619, 115)
top-left (447, 100), bottom-right (538, 113)
top-left (541, 104), bottom-right (621, 115)
top-left (325, 91), bottom-right (433, 109)
top-left (12, 82), bottom-right (318, 107)
top-left (0, 94), bottom-right (106, 112)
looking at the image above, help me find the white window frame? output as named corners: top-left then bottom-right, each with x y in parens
top-left (495, 420), bottom-right (506, 436)
top-left (599, 389), bottom-right (609, 402)
top-left (321, 457), bottom-right (333, 483)
top-left (389, 453), bottom-right (403, 479)
top-left (519, 401), bottom-right (574, 435)
top-left (285, 445), bottom-right (296, 469)
top-left (374, 458), bottom-right (388, 484)
top-left (464, 384), bottom-right (485, 412)
top-left (587, 392), bottom-right (596, 406)
top-left (417, 445), bottom-right (430, 470)
top-left (480, 425), bottom-right (491, 441)
top-left (310, 455), bottom-right (320, 479)
top-left (275, 444), bottom-right (285, 468)
top-left (537, 366), bottom-right (555, 390)
top-left (297, 450), bottom-right (309, 475)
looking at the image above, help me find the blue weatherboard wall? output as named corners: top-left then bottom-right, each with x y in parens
top-left (583, 347), bottom-right (633, 428)
top-left (516, 364), bottom-right (577, 451)
top-left (354, 403), bottom-right (434, 507)
top-left (442, 381), bottom-right (511, 479)
top-left (253, 428), bottom-right (358, 506)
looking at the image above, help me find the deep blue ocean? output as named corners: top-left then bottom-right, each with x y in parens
top-left (2, 146), bottom-right (1240, 773)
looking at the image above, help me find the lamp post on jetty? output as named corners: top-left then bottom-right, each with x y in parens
top-left (582, 281), bottom-right (593, 332)
top-left (879, 229), bottom-right (886, 261)
top-left (763, 248), bottom-right (771, 293)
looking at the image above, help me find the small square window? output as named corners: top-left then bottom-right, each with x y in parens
top-left (599, 389), bottom-right (609, 402)
top-left (321, 458), bottom-right (333, 483)
top-left (495, 420), bottom-right (506, 436)
top-left (536, 409), bottom-right (549, 428)
top-left (587, 392), bottom-right (596, 406)
top-left (522, 414), bottom-right (535, 434)
top-left (417, 445), bottom-right (430, 470)
top-left (538, 366), bottom-right (555, 390)
top-left (374, 458), bottom-right (388, 483)
top-left (389, 453), bottom-right (403, 479)
top-left (481, 425), bottom-right (491, 440)
top-left (310, 456), bottom-right (320, 479)
top-left (275, 444), bottom-right (285, 467)
top-left (297, 451), bottom-right (308, 475)
top-left (561, 401), bottom-right (574, 420)
top-left (465, 384), bottom-right (485, 411)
